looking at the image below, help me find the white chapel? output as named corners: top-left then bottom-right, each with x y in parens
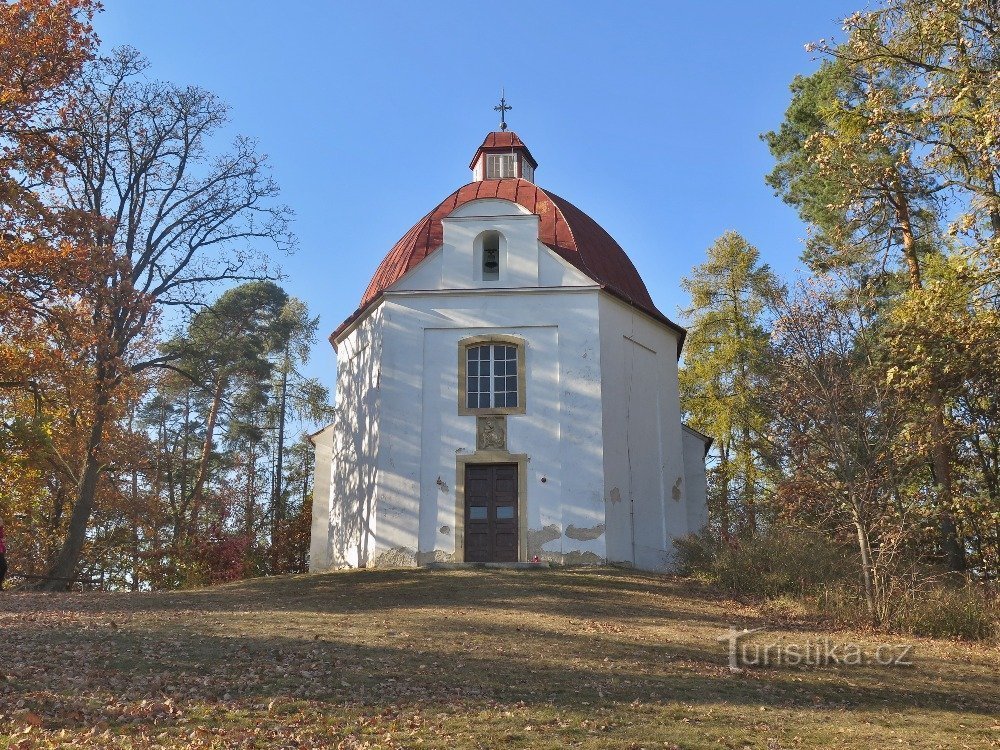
top-left (309, 123), bottom-right (710, 572)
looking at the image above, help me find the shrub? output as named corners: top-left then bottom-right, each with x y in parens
top-left (757, 594), bottom-right (814, 620)
top-left (674, 529), bottom-right (999, 641)
top-left (673, 527), bottom-right (855, 598)
top-left (714, 531), bottom-right (855, 597)
top-left (671, 529), bottom-right (720, 576)
top-left (890, 585), bottom-right (999, 641)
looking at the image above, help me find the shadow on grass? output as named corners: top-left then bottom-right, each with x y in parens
top-left (5, 565), bottom-right (998, 741)
top-left (5, 568), bottom-right (734, 626)
top-left (7, 608), bottom-right (998, 731)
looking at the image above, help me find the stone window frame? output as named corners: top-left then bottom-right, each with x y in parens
top-left (457, 334), bottom-right (527, 416)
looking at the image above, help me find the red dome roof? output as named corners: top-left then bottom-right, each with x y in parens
top-left (333, 178), bottom-right (684, 351)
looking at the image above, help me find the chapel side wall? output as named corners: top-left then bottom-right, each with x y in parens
top-left (308, 424), bottom-right (335, 572)
top-left (330, 308), bottom-right (383, 568)
top-left (554, 292), bottom-right (606, 564)
top-left (376, 287), bottom-right (606, 565)
top-left (682, 429), bottom-right (710, 535)
top-left (598, 294), bottom-right (686, 571)
top-left (367, 299), bottom-right (424, 566)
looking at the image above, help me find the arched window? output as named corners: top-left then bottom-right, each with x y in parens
top-left (478, 230), bottom-right (501, 281)
top-left (458, 335), bottom-right (526, 415)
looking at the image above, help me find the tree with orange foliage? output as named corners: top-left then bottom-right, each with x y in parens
top-left (19, 47), bottom-right (293, 589)
top-left (2, 6), bottom-right (294, 587)
top-left (0, 0), bottom-right (99, 586)
top-left (0, 0), bottom-right (98, 389)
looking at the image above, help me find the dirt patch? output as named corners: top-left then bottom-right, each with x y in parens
top-left (371, 547), bottom-right (417, 568)
top-left (415, 549), bottom-right (454, 565)
top-left (565, 523), bottom-right (605, 541)
top-left (527, 524), bottom-right (561, 558)
top-left (561, 550), bottom-right (605, 565)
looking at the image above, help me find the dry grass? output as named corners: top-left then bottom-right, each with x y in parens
top-left (1, 567), bottom-right (998, 748)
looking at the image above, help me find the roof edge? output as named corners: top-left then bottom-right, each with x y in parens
top-left (682, 423), bottom-right (715, 457)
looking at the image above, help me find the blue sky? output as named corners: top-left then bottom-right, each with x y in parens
top-left (95, 1), bottom-right (859, 393)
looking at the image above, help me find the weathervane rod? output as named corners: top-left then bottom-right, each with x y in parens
top-left (494, 89), bottom-right (512, 131)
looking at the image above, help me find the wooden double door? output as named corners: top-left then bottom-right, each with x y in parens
top-left (464, 464), bottom-right (519, 562)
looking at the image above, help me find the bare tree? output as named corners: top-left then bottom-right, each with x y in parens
top-left (34, 47), bottom-right (293, 589)
top-left (765, 275), bottom-right (913, 619)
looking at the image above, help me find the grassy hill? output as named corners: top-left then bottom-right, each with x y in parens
top-left (1, 568), bottom-right (997, 749)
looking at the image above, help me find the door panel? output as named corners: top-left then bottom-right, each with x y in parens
top-left (464, 464), bottom-right (519, 562)
top-left (464, 465), bottom-right (492, 563)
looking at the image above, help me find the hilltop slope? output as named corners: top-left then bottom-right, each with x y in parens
top-left (2, 568), bottom-right (997, 748)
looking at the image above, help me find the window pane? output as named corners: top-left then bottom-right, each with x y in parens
top-left (469, 506), bottom-right (487, 520)
top-left (465, 342), bottom-right (521, 411)
top-left (496, 506), bottom-right (515, 520)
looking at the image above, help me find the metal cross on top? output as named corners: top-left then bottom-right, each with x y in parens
top-left (494, 90), bottom-right (512, 131)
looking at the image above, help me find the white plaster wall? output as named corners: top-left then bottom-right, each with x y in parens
top-left (389, 247), bottom-right (443, 292)
top-left (390, 202), bottom-right (593, 296)
top-left (440, 214), bottom-right (541, 290)
top-left (328, 307), bottom-right (383, 568)
top-left (598, 294), bottom-right (687, 570)
top-left (538, 245), bottom-right (593, 288)
top-left (449, 199), bottom-right (532, 218)
top-left (394, 242), bottom-right (596, 296)
top-left (308, 424), bottom-right (335, 572)
top-left (375, 287), bottom-right (606, 564)
top-left (682, 428), bottom-right (710, 534)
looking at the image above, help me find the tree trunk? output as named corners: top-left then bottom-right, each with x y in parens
top-left (272, 350), bottom-right (289, 526)
top-left (188, 378), bottom-right (225, 535)
top-left (851, 499), bottom-right (877, 622)
top-left (717, 442), bottom-right (731, 540)
top-left (244, 447), bottom-right (256, 540)
top-left (929, 391), bottom-right (966, 572)
top-left (35, 398), bottom-right (109, 591)
top-left (897, 186), bottom-right (964, 572)
top-left (740, 425), bottom-right (756, 537)
top-left (895, 190), bottom-right (923, 291)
